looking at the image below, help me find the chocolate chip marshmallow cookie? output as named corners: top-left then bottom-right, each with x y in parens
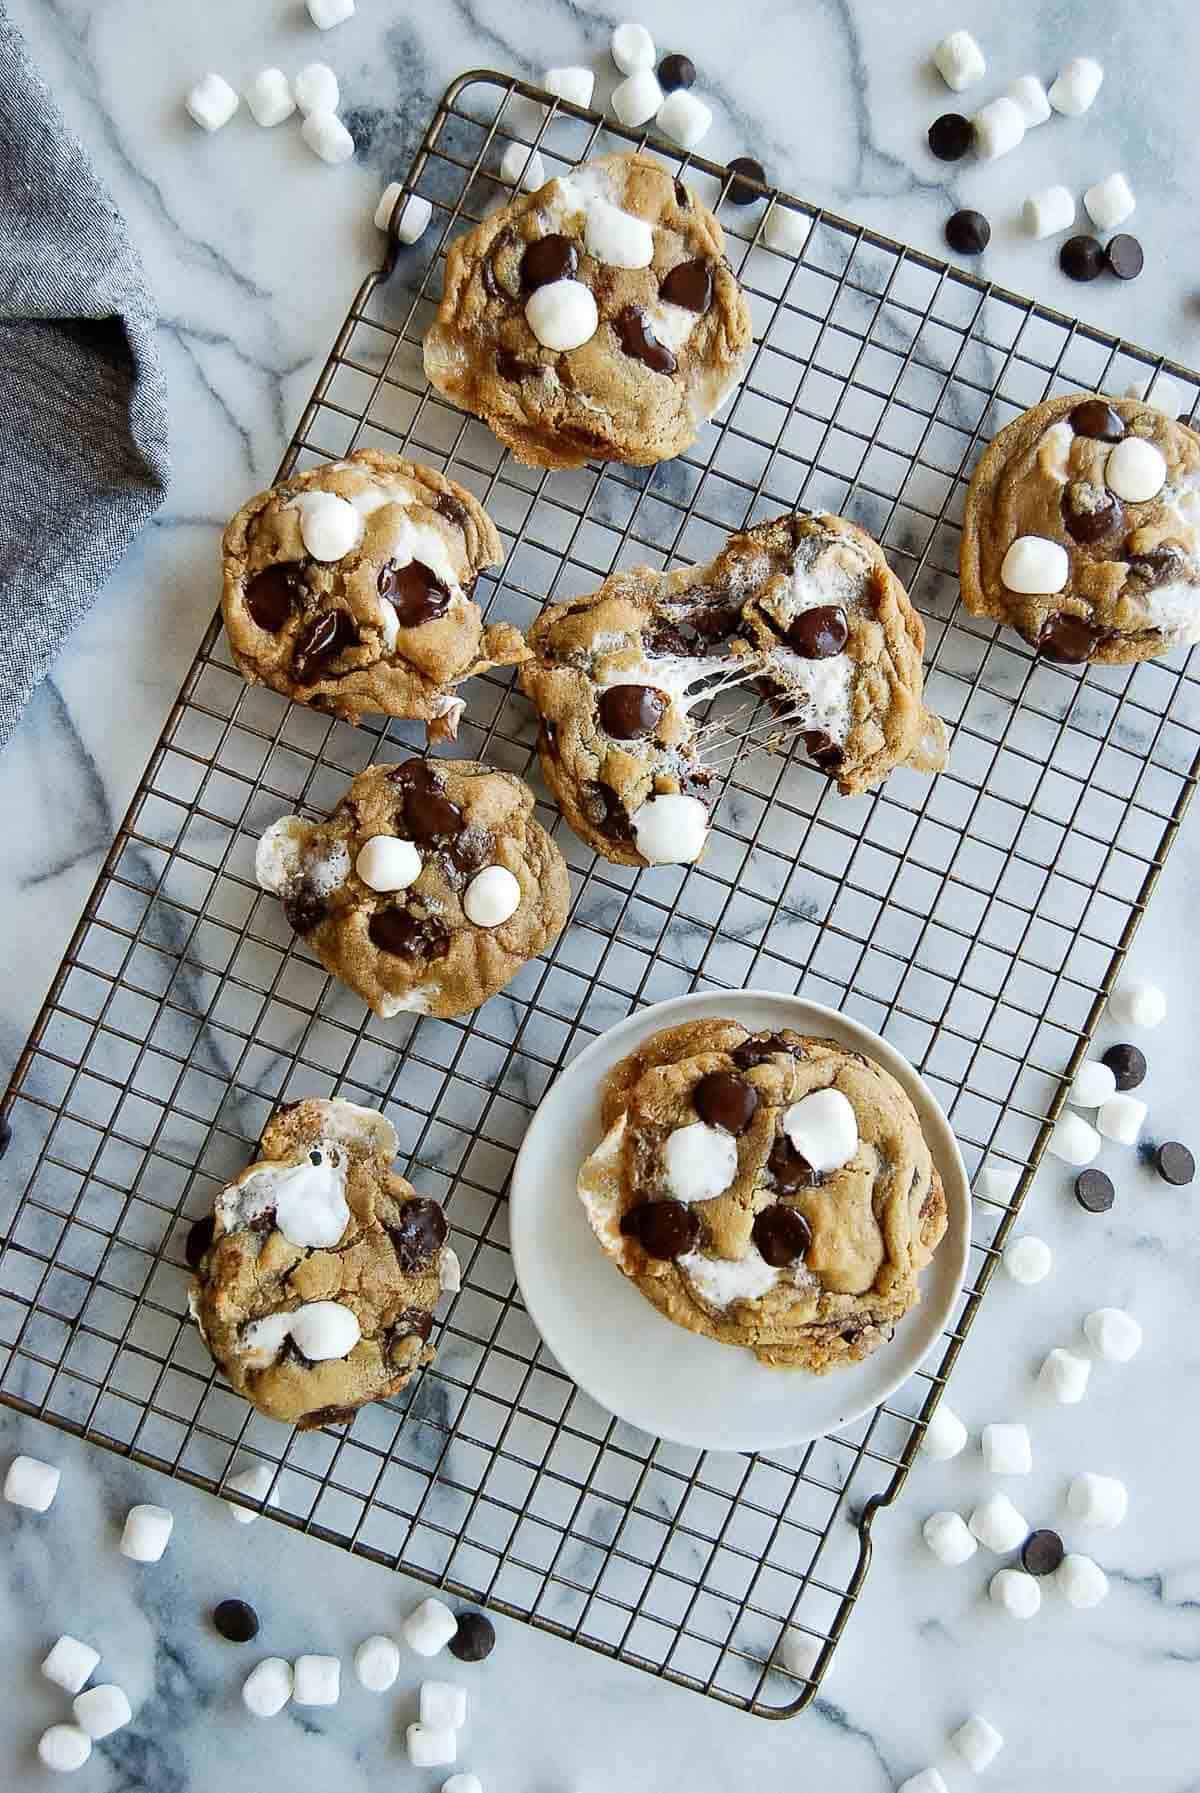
top-left (422, 152), bottom-right (753, 469)
top-left (578, 1021), bottom-right (947, 1371)
top-left (961, 394), bottom-right (1200, 662)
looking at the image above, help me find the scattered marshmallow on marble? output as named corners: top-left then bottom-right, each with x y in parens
top-left (403, 1597), bottom-right (459, 1658)
top-left (38, 1726), bottom-right (92, 1774)
top-left (4, 1453), bottom-right (61, 1511)
top-left (982, 1423), bottom-right (1032, 1476)
top-left (1083, 1306), bottom-right (1142, 1362)
top-left (440, 1246), bottom-right (462, 1295)
top-left (289, 1300), bottom-right (360, 1361)
top-left (354, 1635), bottom-right (401, 1692)
top-left (952, 1714), bottom-right (1005, 1775)
top-left (242, 1657), bottom-right (293, 1718)
top-left (407, 1723), bottom-right (458, 1768)
top-left (120, 1504), bottom-right (174, 1563)
top-left (186, 73), bottom-right (239, 133)
top-left (920, 1402), bottom-right (968, 1462)
top-left (1069, 1060), bottom-right (1117, 1110)
top-left (612, 70), bottom-right (664, 128)
top-left (357, 835), bottom-right (421, 893)
top-left (301, 110), bottom-right (355, 165)
top-left (443, 1779), bottom-right (484, 1793)
top-left (245, 68), bottom-right (295, 128)
top-left (630, 791), bottom-right (709, 864)
top-left (1000, 535), bottom-right (1068, 594)
top-left (291, 490), bottom-right (363, 560)
top-left (656, 89), bottom-right (713, 151)
top-left (1048, 1112), bottom-right (1101, 1167)
top-left (777, 1627), bottom-right (822, 1678)
top-left (543, 66), bottom-right (595, 109)
top-left (307, 0), bottom-right (355, 28)
top-left (392, 194), bottom-right (433, 245)
top-left (1097, 1093), bottom-right (1147, 1146)
top-left (464, 866), bottom-right (522, 928)
top-left (611, 22), bottom-right (656, 73)
top-left (1003, 1234), bottom-right (1052, 1285)
top-left (899, 1769), bottom-right (949, 1793)
top-left (974, 1162), bottom-right (1021, 1203)
top-left (762, 202), bottom-right (812, 257)
top-left (42, 1638), bottom-right (101, 1696)
top-left (73, 1684), bottom-right (132, 1741)
top-left (1104, 437), bottom-right (1165, 505)
top-left (1068, 1471), bottom-right (1128, 1529)
top-left (1084, 171), bottom-right (1135, 233)
top-left (1023, 185), bottom-right (1076, 240)
top-left (499, 143), bottom-right (546, 191)
top-left (1008, 74), bottom-right (1051, 128)
top-left (525, 278), bottom-right (599, 351)
top-left (782, 1088), bottom-right (859, 1175)
top-left (989, 1567), bottom-right (1041, 1618)
top-left (972, 97), bottom-right (1025, 163)
top-left (421, 1680), bottom-right (468, 1730)
top-left (1049, 56), bottom-right (1104, 117)
top-left (293, 1654), bottom-right (341, 1706)
top-left (933, 30), bottom-right (986, 92)
top-left (225, 1461), bottom-right (277, 1523)
top-left (1039, 1347), bottom-right (1091, 1404)
top-left (294, 62), bottom-right (339, 116)
top-left (663, 1122), bottom-right (739, 1202)
top-left (1108, 978), bottom-right (1166, 1030)
top-left (923, 1510), bottom-right (978, 1566)
top-left (969, 1492), bottom-right (1029, 1554)
top-left (1057, 1551), bottom-right (1109, 1608)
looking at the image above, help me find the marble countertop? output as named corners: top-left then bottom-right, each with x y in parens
top-left (3, 0), bottom-right (1200, 1786)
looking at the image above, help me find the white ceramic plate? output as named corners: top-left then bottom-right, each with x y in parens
top-left (509, 990), bottom-right (969, 1453)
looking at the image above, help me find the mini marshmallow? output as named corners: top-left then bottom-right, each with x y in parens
top-left (989, 1567), bottom-right (1041, 1619)
top-left (294, 63), bottom-right (339, 116)
top-left (974, 1162), bottom-right (1021, 1203)
top-left (920, 1402), bottom-right (968, 1462)
top-left (1083, 1306), bottom-right (1142, 1362)
top-left (42, 1637), bottom-right (101, 1695)
top-left (463, 866), bottom-right (522, 928)
top-left (899, 1772), bottom-right (949, 1793)
top-left (525, 278), bottom-right (599, 351)
top-left (782, 1088), bottom-right (859, 1175)
top-left (439, 1246), bottom-right (462, 1295)
top-left (543, 67), bottom-right (595, 109)
top-left (630, 791), bottom-right (708, 864)
top-left (421, 1680), bottom-right (468, 1729)
top-left (777, 1627), bottom-right (822, 1678)
top-left (356, 835), bottom-right (421, 892)
top-left (1000, 535), bottom-right (1068, 594)
top-left (612, 70), bottom-right (664, 129)
top-left (663, 1122), bottom-right (739, 1202)
top-left (290, 490), bottom-right (363, 560)
top-left (402, 1597), bottom-right (459, 1657)
top-left (407, 1723), bottom-right (458, 1768)
top-left (289, 1300), bottom-right (360, 1361)
top-left (1097, 1092), bottom-right (1147, 1146)
top-left (120, 1504), bottom-right (174, 1563)
top-left (1008, 75), bottom-right (1052, 128)
top-left (307, 0), bottom-right (355, 28)
top-left (301, 110), bottom-right (355, 165)
top-left (1068, 1471), bottom-right (1128, 1529)
top-left (499, 143), bottom-right (547, 192)
top-left (1069, 1060), bottom-right (1117, 1109)
top-left (1104, 437), bottom-right (1165, 505)
top-left (611, 22), bottom-right (656, 73)
top-left (972, 97), bottom-right (1025, 163)
top-left (394, 195), bottom-right (433, 245)
top-left (923, 1510), bottom-right (978, 1566)
top-left (1057, 1552), bottom-right (1109, 1608)
top-left (4, 1453), bottom-right (60, 1511)
top-left (933, 30), bottom-right (986, 92)
top-left (1039, 1347), bottom-right (1091, 1404)
top-left (294, 1654), bottom-right (341, 1706)
top-left (1084, 172), bottom-right (1135, 233)
top-left (224, 1461), bottom-right (278, 1523)
top-left (443, 1779), bottom-right (484, 1793)
top-left (1049, 56), bottom-right (1104, 117)
top-left (982, 1423), bottom-right (1032, 1476)
top-left (762, 203), bottom-right (812, 257)
top-left (38, 1726), bottom-right (92, 1773)
top-left (952, 1715), bottom-right (1005, 1774)
top-left (242, 1657), bottom-right (293, 1717)
top-left (245, 69), bottom-right (295, 129)
top-left (1107, 978), bottom-right (1166, 1029)
top-left (1023, 185), bottom-right (1076, 240)
top-left (1048, 1112), bottom-right (1101, 1166)
top-left (656, 89), bottom-right (713, 151)
top-left (586, 197), bottom-right (655, 267)
top-left (1003, 1234), bottom-right (1052, 1285)
top-left (186, 73), bottom-right (239, 133)
top-left (355, 1634), bottom-right (401, 1692)
top-left (969, 1492), bottom-right (1029, 1554)
top-left (373, 181), bottom-right (402, 230)
top-left (73, 1683), bottom-right (132, 1740)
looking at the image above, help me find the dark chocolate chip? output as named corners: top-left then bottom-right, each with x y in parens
top-left (752, 1203), bottom-right (812, 1267)
top-left (389, 759), bottom-right (465, 841)
top-left (185, 1214), bottom-right (214, 1269)
top-left (620, 1199), bottom-right (701, 1260)
top-left (1105, 234), bottom-right (1144, 282)
top-left (1155, 1141), bottom-right (1194, 1187)
top-left (1069, 399), bottom-right (1126, 442)
top-left (1060, 235), bottom-right (1105, 283)
top-left (213, 1599), bottom-right (260, 1643)
top-left (435, 492), bottom-right (469, 529)
top-left (658, 258), bottom-right (713, 312)
top-left (450, 828), bottom-right (495, 876)
top-left (725, 156), bottom-right (766, 206)
top-left (801, 728), bottom-right (845, 772)
top-left (520, 234), bottom-right (579, 292)
top-left (1037, 614), bottom-right (1102, 664)
top-left (245, 564), bottom-right (303, 633)
top-left (768, 1134), bottom-right (820, 1191)
top-left (658, 53), bottom-right (696, 91)
top-left (449, 1612), bottom-right (495, 1662)
top-left (368, 907), bottom-right (451, 961)
top-left (693, 1071), bottom-right (759, 1135)
top-left (1061, 480), bottom-right (1122, 545)
top-left (304, 1403), bottom-right (359, 1429)
top-left (1074, 1167), bottom-right (1115, 1212)
top-left (732, 1031), bottom-right (805, 1069)
top-left (282, 885), bottom-right (327, 936)
top-left (786, 604), bottom-right (848, 658)
top-left (945, 209), bottom-right (990, 255)
top-left (927, 113), bottom-right (973, 161)
top-left (378, 559), bottom-right (451, 627)
top-left (673, 178), bottom-right (690, 210)
top-left (388, 1196), bottom-right (449, 1270)
top-left (393, 1305), bottom-right (434, 1343)
top-left (584, 780), bottom-right (635, 844)
top-left (1125, 544), bottom-right (1184, 587)
top-left (614, 305), bottom-right (677, 375)
top-left (291, 608), bottom-right (359, 682)
top-left (1021, 1530), bottom-right (1064, 1576)
top-left (496, 348), bottom-right (541, 381)
top-left (1102, 1043), bottom-right (1146, 1091)
top-left (597, 683), bottom-right (667, 740)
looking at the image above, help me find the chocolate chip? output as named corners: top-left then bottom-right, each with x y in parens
top-left (1105, 234), bottom-right (1144, 282)
top-left (1061, 481), bottom-right (1122, 545)
top-left (434, 491), bottom-right (469, 529)
top-left (449, 1612), bottom-right (495, 1662)
top-left (658, 258), bottom-right (713, 312)
top-left (388, 1196), bottom-right (449, 1270)
top-left (673, 178), bottom-right (690, 210)
top-left (520, 234), bottom-right (579, 291)
top-left (496, 348), bottom-right (541, 381)
top-left (658, 53), bottom-right (696, 91)
top-left (1069, 399), bottom-right (1126, 442)
top-left (725, 156), bottom-right (766, 206)
top-left (213, 1599), bottom-right (260, 1642)
top-left (1060, 235), bottom-right (1105, 282)
top-left (1125, 544), bottom-right (1183, 587)
top-left (786, 604), bottom-right (848, 658)
top-left (615, 305), bottom-right (677, 375)
top-left (304, 1403), bottom-right (359, 1428)
top-left (768, 1134), bottom-right (820, 1191)
top-left (378, 559), bottom-right (451, 627)
top-left (1102, 1043), bottom-right (1146, 1090)
top-left (292, 608), bottom-right (359, 682)
top-left (1155, 1141), bottom-right (1194, 1186)
top-left (801, 729), bottom-right (844, 772)
top-left (597, 683), bottom-right (667, 740)
top-left (1021, 1530), bottom-right (1064, 1576)
top-left (732, 1031), bottom-right (804, 1069)
top-left (584, 780), bottom-right (634, 844)
top-left (619, 1199), bottom-right (701, 1259)
top-left (185, 1214), bottom-right (214, 1269)
top-left (1074, 1167), bottom-right (1115, 1212)
top-left (450, 828), bottom-right (494, 876)
top-left (245, 564), bottom-right (303, 633)
top-left (945, 209), bottom-right (990, 255)
top-left (693, 1071), bottom-right (759, 1135)
top-left (389, 759), bottom-right (465, 841)
top-left (752, 1203), bottom-right (812, 1267)
top-left (282, 884), bottom-right (327, 936)
top-left (1037, 614), bottom-right (1102, 664)
top-left (368, 907), bottom-right (451, 961)
top-left (393, 1305), bottom-right (434, 1343)
top-left (927, 112), bottom-right (973, 161)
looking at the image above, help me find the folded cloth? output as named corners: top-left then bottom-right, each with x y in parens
top-left (0, 6), bottom-right (169, 752)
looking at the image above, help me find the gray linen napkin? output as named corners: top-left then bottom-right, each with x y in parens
top-left (0, 6), bottom-right (169, 752)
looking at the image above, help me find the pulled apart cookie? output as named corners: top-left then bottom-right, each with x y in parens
top-left (423, 152), bottom-right (753, 468)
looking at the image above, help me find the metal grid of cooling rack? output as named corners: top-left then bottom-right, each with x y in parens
top-left (3, 71), bottom-right (1200, 1720)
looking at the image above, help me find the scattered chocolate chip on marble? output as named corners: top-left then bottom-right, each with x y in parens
top-left (185, 1214), bottom-right (215, 1268)
top-left (1059, 235), bottom-right (1105, 282)
top-left (1154, 1140), bottom-right (1194, 1186)
top-left (1105, 233), bottom-right (1144, 281)
top-left (945, 209), bottom-right (990, 255)
top-left (448, 1611), bottom-right (495, 1662)
top-left (657, 52), bottom-right (696, 92)
top-left (213, 1599), bottom-right (261, 1642)
top-left (1021, 1529), bottom-right (1065, 1576)
top-left (725, 156), bottom-right (767, 205)
top-left (1074, 1167), bottom-right (1115, 1212)
top-left (927, 112), bottom-right (973, 161)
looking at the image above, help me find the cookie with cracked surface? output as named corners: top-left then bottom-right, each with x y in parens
top-left (578, 1022), bottom-right (947, 1371)
top-left (221, 450), bottom-right (526, 735)
top-left (256, 758), bottom-right (570, 1019)
top-left (519, 510), bottom-right (946, 864)
top-left (422, 152), bottom-right (753, 469)
top-left (961, 394), bottom-right (1200, 663)
top-left (190, 1097), bottom-right (455, 1428)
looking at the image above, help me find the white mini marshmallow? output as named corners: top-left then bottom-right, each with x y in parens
top-left (402, 1597), bottom-right (459, 1657)
top-left (1097, 1092), bottom-right (1147, 1146)
top-left (612, 70), bottom-right (664, 128)
top-left (421, 1680), bottom-right (468, 1729)
top-left (989, 1567), bottom-right (1041, 1618)
top-left (186, 73), bottom-right (239, 133)
top-left (464, 866), bottom-right (522, 928)
top-left (982, 1423), bottom-right (1032, 1476)
top-left (443, 1779), bottom-right (484, 1793)
top-left (1008, 75), bottom-right (1052, 128)
top-left (933, 30), bottom-right (986, 91)
top-left (1039, 1347), bottom-right (1091, 1403)
top-left (1083, 1306), bottom-right (1142, 1362)
top-left (663, 1122), bottom-right (739, 1203)
top-left (356, 835), bottom-right (421, 892)
top-left (73, 1684), bottom-right (132, 1740)
top-left (301, 110), bottom-right (355, 165)
top-left (223, 1147), bottom-right (350, 1250)
top-left (289, 1300), bottom-right (361, 1361)
top-left (972, 97), bottom-right (1025, 162)
top-left (1104, 436), bottom-right (1165, 505)
top-left (920, 1402), bottom-right (968, 1461)
top-left (952, 1714), bottom-right (1005, 1774)
top-left (290, 490), bottom-right (363, 560)
top-left (1068, 1471), bottom-right (1128, 1529)
top-left (656, 89), bottom-right (713, 150)
top-left (4, 1453), bottom-right (60, 1511)
top-left (1057, 1552), bottom-right (1109, 1607)
top-left (1085, 171), bottom-right (1135, 233)
top-left (1023, 185), bottom-right (1076, 240)
top-left (969, 1492), bottom-right (1029, 1554)
top-left (38, 1726), bottom-right (92, 1773)
top-left (224, 1461), bottom-right (278, 1523)
top-left (294, 63), bottom-right (339, 116)
top-left (762, 203), bottom-right (812, 257)
top-left (373, 181), bottom-right (401, 230)
top-left (899, 1772), bottom-right (949, 1793)
top-left (543, 67), bottom-right (595, 109)
top-left (439, 1246), bottom-right (462, 1294)
top-left (1049, 57), bottom-right (1104, 117)
top-left (777, 1627), bottom-right (822, 1678)
top-left (611, 22), bottom-right (656, 73)
top-left (585, 197), bottom-right (655, 267)
top-left (1000, 535), bottom-right (1069, 594)
top-left (120, 1504), bottom-right (174, 1562)
top-left (242, 1657), bottom-right (293, 1718)
top-left (308, 0), bottom-right (355, 28)
top-left (524, 278), bottom-right (599, 351)
top-left (923, 1510), bottom-right (978, 1566)
top-left (1048, 1112), bottom-right (1101, 1166)
top-left (394, 195), bottom-right (433, 244)
top-left (499, 143), bottom-right (547, 191)
top-left (1003, 1235), bottom-right (1052, 1285)
top-left (782, 1088), bottom-right (859, 1175)
top-left (1107, 978), bottom-right (1166, 1029)
top-left (974, 1162), bottom-right (1021, 1203)
top-left (1069, 1060), bottom-right (1117, 1109)
top-left (355, 1634), bottom-right (401, 1692)
top-left (630, 792), bottom-right (709, 864)
top-left (294, 1654), bottom-right (341, 1706)
top-left (42, 1638), bottom-right (101, 1695)
top-left (407, 1723), bottom-right (458, 1768)
top-left (245, 69), bottom-right (295, 128)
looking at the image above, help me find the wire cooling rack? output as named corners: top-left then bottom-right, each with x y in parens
top-left (3, 72), bottom-right (1200, 1720)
